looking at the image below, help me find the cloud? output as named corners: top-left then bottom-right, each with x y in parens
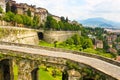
top-left (16, 0), bottom-right (120, 22)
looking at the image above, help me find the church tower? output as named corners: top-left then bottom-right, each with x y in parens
top-left (0, 0), bottom-right (6, 12)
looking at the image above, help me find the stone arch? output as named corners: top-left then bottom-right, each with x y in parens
top-left (31, 68), bottom-right (39, 80)
top-left (0, 59), bottom-right (11, 80)
top-left (62, 70), bottom-right (68, 80)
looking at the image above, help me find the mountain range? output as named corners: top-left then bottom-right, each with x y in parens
top-left (79, 18), bottom-right (120, 29)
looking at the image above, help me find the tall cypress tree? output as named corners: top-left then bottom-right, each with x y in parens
top-left (27, 8), bottom-right (31, 17)
top-left (0, 6), bottom-right (3, 13)
top-left (6, 2), bottom-right (11, 12)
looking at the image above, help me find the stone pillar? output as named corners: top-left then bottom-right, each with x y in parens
top-left (17, 60), bottom-right (33, 80)
top-left (67, 69), bottom-right (81, 80)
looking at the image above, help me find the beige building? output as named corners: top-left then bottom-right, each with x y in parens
top-left (0, 0), bottom-right (6, 12)
top-left (94, 40), bottom-right (103, 49)
top-left (35, 7), bottom-right (48, 25)
top-left (52, 15), bottom-right (61, 22)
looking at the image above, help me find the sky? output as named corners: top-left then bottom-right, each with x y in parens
top-left (16, 0), bottom-right (120, 22)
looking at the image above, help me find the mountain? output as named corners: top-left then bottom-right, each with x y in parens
top-left (79, 17), bottom-right (120, 29)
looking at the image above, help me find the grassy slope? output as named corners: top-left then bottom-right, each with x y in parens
top-left (39, 40), bottom-right (115, 58)
top-left (38, 69), bottom-right (54, 80)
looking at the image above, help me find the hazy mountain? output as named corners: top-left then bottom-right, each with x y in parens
top-left (79, 17), bottom-right (120, 29)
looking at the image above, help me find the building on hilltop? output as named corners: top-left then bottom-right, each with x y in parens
top-left (94, 39), bottom-right (103, 49)
top-left (35, 7), bottom-right (48, 25)
top-left (6, 0), bottom-right (48, 26)
top-left (52, 15), bottom-right (61, 22)
top-left (0, 0), bottom-right (6, 12)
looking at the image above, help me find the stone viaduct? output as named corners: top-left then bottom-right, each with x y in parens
top-left (0, 42), bottom-right (120, 80)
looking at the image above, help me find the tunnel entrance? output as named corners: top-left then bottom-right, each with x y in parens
top-left (37, 32), bottom-right (44, 40)
top-left (31, 68), bottom-right (39, 80)
top-left (0, 59), bottom-right (11, 80)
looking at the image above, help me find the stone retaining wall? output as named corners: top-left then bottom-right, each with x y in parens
top-left (0, 26), bottom-right (39, 45)
top-left (44, 31), bottom-right (81, 43)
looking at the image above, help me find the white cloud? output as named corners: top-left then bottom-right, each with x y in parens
top-left (16, 0), bottom-right (120, 22)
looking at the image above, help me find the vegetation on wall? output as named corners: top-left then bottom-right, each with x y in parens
top-left (2, 11), bottom-right (40, 29)
top-left (39, 34), bottom-right (115, 58)
top-left (57, 34), bottom-right (93, 50)
top-left (45, 16), bottom-right (81, 31)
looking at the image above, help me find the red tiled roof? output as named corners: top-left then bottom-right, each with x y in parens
top-left (116, 56), bottom-right (120, 61)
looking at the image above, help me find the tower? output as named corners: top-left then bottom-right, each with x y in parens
top-left (0, 0), bottom-right (6, 12)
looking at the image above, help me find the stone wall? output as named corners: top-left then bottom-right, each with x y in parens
top-left (0, 26), bottom-right (39, 45)
top-left (44, 31), bottom-right (81, 43)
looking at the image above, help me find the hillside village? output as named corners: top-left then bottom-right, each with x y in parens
top-left (0, 0), bottom-right (48, 26)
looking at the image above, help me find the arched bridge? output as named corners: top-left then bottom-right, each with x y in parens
top-left (0, 42), bottom-right (120, 80)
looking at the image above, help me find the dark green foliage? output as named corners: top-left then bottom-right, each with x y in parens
top-left (14, 14), bottom-right (23, 24)
top-left (11, 4), bottom-right (17, 14)
top-left (65, 17), bottom-right (68, 22)
top-left (103, 40), bottom-right (110, 50)
top-left (117, 49), bottom-right (120, 55)
top-left (0, 6), bottom-right (3, 13)
top-left (66, 61), bottom-right (79, 70)
top-left (6, 2), bottom-right (11, 12)
top-left (82, 39), bottom-right (93, 49)
top-left (58, 34), bottom-right (93, 50)
top-left (60, 16), bottom-right (66, 22)
top-left (27, 8), bottom-right (31, 17)
top-left (3, 11), bottom-right (40, 28)
top-left (21, 15), bottom-right (32, 26)
top-left (32, 16), bottom-right (39, 28)
top-left (45, 16), bottom-right (81, 31)
top-left (45, 16), bottom-right (53, 29)
top-left (116, 36), bottom-right (120, 43)
top-left (80, 27), bottom-right (105, 39)
top-left (3, 11), bottom-right (15, 22)
top-left (45, 16), bottom-right (60, 30)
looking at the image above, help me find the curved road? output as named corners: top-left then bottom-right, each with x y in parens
top-left (0, 44), bottom-right (120, 79)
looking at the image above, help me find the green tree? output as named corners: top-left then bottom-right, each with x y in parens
top-left (66, 38), bottom-right (74, 45)
top-left (14, 14), bottom-right (23, 25)
top-left (21, 15), bottom-right (32, 26)
top-left (65, 17), bottom-right (68, 22)
top-left (51, 19), bottom-right (60, 30)
top-left (3, 11), bottom-right (15, 22)
top-left (11, 4), bottom-right (17, 14)
top-left (6, 2), bottom-right (11, 12)
top-left (58, 21), bottom-right (64, 30)
top-left (71, 34), bottom-right (81, 45)
top-left (0, 6), bottom-right (3, 13)
top-left (45, 16), bottom-right (53, 29)
top-left (60, 16), bottom-right (65, 22)
top-left (82, 39), bottom-right (93, 49)
top-left (32, 16), bottom-right (39, 28)
top-left (27, 8), bottom-right (31, 17)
